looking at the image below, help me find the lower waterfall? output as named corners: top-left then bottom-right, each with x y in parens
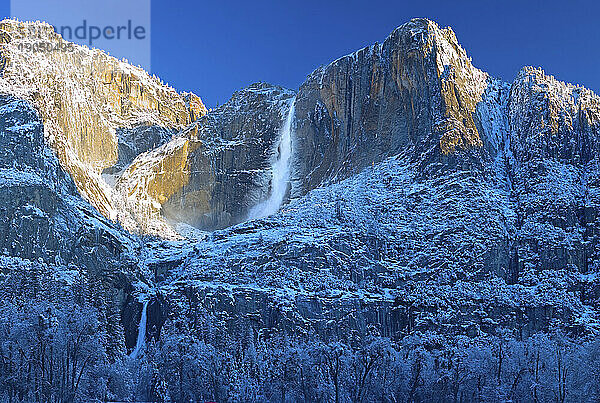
top-left (129, 300), bottom-right (149, 360)
top-left (248, 99), bottom-right (295, 219)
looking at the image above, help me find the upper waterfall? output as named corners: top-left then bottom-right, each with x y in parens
top-left (248, 99), bottom-right (295, 219)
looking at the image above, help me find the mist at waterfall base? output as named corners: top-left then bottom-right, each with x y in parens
top-left (129, 300), bottom-right (149, 360)
top-left (248, 100), bottom-right (295, 220)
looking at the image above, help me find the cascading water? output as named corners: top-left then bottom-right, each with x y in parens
top-left (248, 99), bottom-right (295, 219)
top-left (129, 300), bottom-right (149, 359)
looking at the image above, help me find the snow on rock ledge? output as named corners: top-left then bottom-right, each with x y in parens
top-left (0, 19), bottom-right (207, 237)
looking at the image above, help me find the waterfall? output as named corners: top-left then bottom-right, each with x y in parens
top-left (248, 99), bottom-right (295, 219)
top-left (129, 300), bottom-right (149, 360)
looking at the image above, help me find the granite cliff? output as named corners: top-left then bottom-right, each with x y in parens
top-left (0, 19), bottom-right (207, 238)
top-left (1, 17), bottom-right (600, 402)
top-left (115, 83), bottom-right (295, 232)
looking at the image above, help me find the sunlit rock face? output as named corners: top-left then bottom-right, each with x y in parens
top-left (1, 15), bottom-right (600, 385)
top-left (0, 92), bottom-right (139, 274)
top-left (116, 83), bottom-right (295, 232)
top-left (102, 125), bottom-right (177, 179)
top-left (291, 18), bottom-right (491, 196)
top-left (0, 19), bottom-right (206, 236)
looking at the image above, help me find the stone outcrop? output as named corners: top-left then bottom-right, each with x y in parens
top-left (0, 19), bottom-right (207, 235)
top-left (1, 16), bottom-right (600, 362)
top-left (116, 83), bottom-right (295, 232)
top-left (291, 18), bottom-right (490, 196)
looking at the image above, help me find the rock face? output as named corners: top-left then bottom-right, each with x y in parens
top-left (507, 67), bottom-right (600, 291)
top-left (153, 19), bottom-right (600, 340)
top-left (116, 83), bottom-right (295, 231)
top-left (291, 18), bottom-right (489, 196)
top-left (0, 94), bottom-right (136, 270)
top-left (2, 17), bottom-right (600, 397)
top-left (0, 93), bottom-right (143, 355)
top-left (0, 19), bottom-right (207, 237)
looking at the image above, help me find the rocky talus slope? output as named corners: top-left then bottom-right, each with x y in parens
top-left (0, 17), bottom-right (600, 401)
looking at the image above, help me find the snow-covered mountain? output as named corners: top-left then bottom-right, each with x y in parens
top-left (1, 17), bottom-right (600, 402)
top-left (0, 19), bottom-right (206, 238)
top-left (115, 83), bottom-right (295, 233)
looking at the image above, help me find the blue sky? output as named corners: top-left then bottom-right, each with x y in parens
top-left (3, 0), bottom-right (600, 107)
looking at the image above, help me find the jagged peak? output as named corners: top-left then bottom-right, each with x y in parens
top-left (513, 66), bottom-right (599, 98)
top-left (229, 82), bottom-right (295, 100)
top-left (510, 65), bottom-right (600, 116)
top-left (387, 17), bottom-right (454, 48)
top-left (322, 18), bottom-right (479, 73)
top-left (508, 65), bottom-right (600, 161)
